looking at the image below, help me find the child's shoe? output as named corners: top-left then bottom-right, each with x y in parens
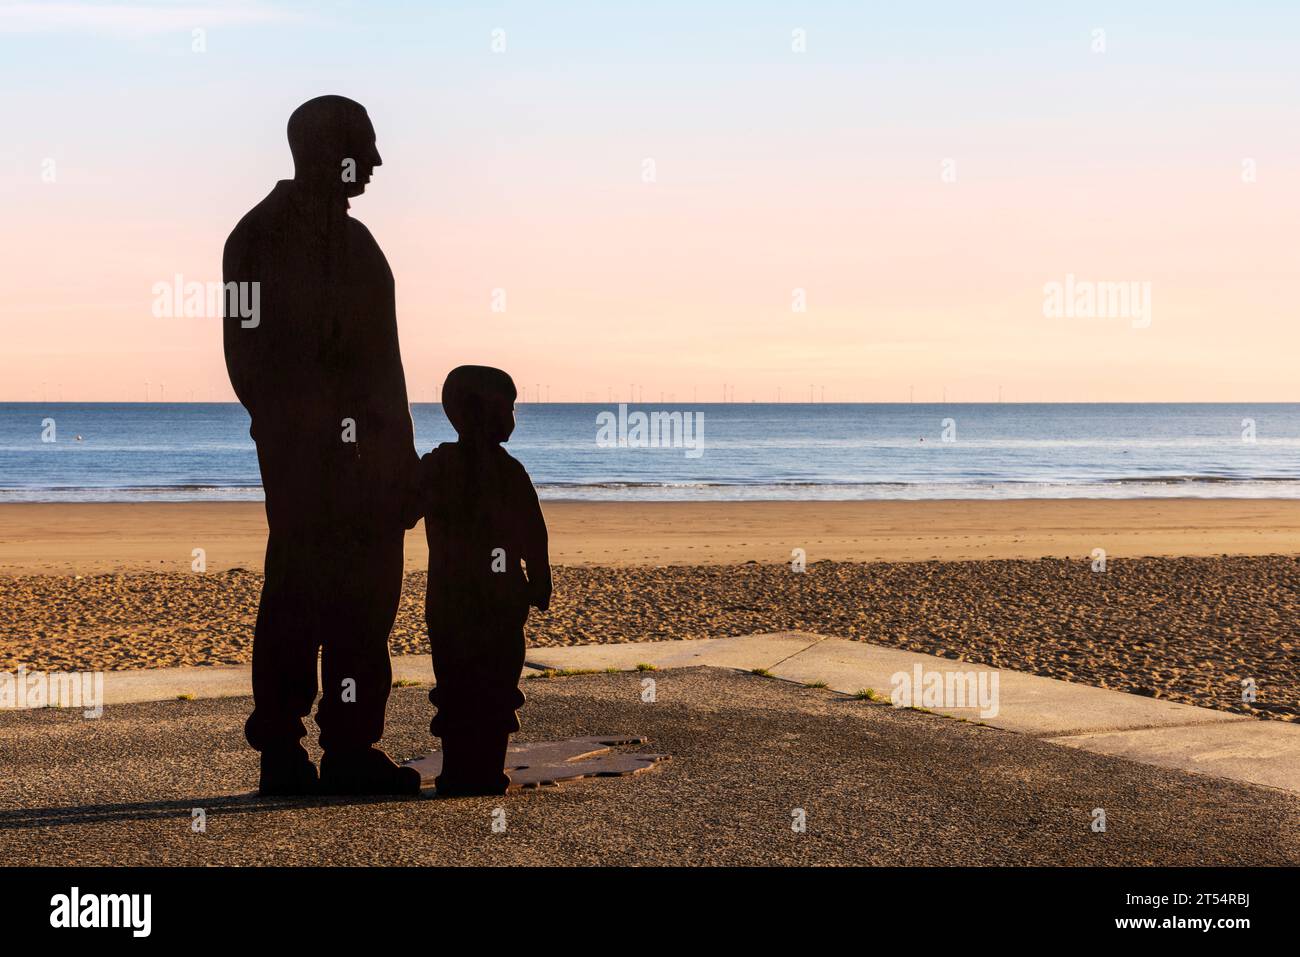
top-left (434, 731), bottom-right (511, 797)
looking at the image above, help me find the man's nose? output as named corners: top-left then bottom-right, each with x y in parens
top-left (372, 148), bottom-right (383, 168)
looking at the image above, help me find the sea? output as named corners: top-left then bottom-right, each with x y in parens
top-left (2, 402), bottom-right (1299, 502)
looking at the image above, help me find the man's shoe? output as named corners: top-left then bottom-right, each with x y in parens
top-left (319, 747), bottom-right (422, 796)
top-left (257, 746), bottom-right (319, 797)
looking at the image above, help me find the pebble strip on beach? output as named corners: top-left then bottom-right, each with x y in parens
top-left (2, 556), bottom-right (1297, 721)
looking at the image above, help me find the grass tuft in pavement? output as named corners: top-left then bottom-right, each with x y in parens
top-left (529, 667), bottom-right (614, 680)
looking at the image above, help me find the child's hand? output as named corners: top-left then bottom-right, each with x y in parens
top-left (530, 581), bottom-right (551, 613)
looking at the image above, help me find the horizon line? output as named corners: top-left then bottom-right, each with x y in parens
top-left (5, 400), bottom-right (1300, 407)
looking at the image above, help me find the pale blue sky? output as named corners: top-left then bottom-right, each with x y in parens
top-left (2, 1), bottom-right (1298, 402)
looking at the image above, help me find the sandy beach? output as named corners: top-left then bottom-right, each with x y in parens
top-left (2, 499), bottom-right (1298, 721)
top-left (4, 498), bottom-right (1300, 575)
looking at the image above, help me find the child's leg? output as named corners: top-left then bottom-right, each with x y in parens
top-left (432, 735), bottom-right (475, 796)
top-left (428, 656), bottom-right (496, 795)
top-left (430, 628), bottom-right (525, 797)
top-left (469, 728), bottom-right (512, 794)
top-left (432, 702), bottom-right (519, 796)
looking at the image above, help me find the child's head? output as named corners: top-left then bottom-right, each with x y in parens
top-left (441, 365), bottom-right (517, 443)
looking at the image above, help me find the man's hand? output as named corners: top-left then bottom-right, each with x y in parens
top-left (399, 451), bottom-right (427, 530)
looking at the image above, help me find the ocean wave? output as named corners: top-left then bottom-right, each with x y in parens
top-left (5, 476), bottom-right (1300, 503)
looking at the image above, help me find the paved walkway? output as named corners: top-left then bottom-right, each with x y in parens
top-left (93, 655), bottom-right (448, 706)
top-left (4, 668), bottom-right (1299, 865)
top-left (528, 632), bottom-right (1300, 795)
top-left (83, 631), bottom-right (1300, 795)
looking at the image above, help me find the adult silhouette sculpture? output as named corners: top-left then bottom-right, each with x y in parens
top-left (223, 95), bottom-right (421, 796)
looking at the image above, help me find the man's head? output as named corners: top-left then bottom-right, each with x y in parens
top-left (442, 366), bottom-right (517, 444)
top-left (287, 95), bottom-right (381, 198)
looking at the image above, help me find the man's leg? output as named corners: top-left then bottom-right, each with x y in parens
top-left (317, 529), bottom-right (420, 795)
top-left (245, 531), bottom-right (321, 794)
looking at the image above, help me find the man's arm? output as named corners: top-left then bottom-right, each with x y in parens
top-left (405, 447), bottom-right (440, 531)
top-left (222, 221), bottom-right (322, 436)
top-left (221, 227), bottom-right (265, 415)
top-left (350, 221), bottom-right (420, 523)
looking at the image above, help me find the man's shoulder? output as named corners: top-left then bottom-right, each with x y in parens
top-left (346, 214), bottom-right (377, 240)
top-left (224, 183), bottom-right (290, 262)
top-left (344, 214), bottom-right (386, 261)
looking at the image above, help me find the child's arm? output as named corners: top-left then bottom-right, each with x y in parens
top-left (407, 445), bottom-right (446, 529)
top-left (516, 465), bottom-right (551, 612)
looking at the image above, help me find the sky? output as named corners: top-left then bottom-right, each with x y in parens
top-left (1, 0), bottom-right (1298, 403)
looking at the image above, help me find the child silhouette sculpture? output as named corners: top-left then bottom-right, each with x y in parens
top-left (421, 366), bottom-right (551, 795)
